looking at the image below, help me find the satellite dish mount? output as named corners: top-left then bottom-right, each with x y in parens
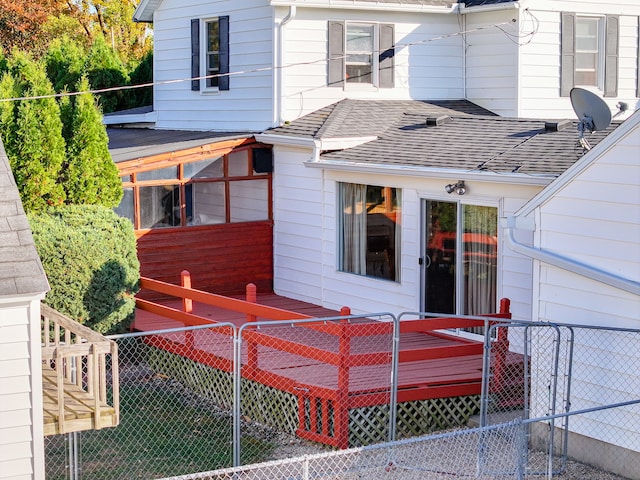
top-left (569, 87), bottom-right (612, 152)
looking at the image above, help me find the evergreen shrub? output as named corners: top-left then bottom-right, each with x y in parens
top-left (29, 205), bottom-right (139, 334)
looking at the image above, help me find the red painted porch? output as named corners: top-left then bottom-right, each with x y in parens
top-left (132, 275), bottom-right (517, 448)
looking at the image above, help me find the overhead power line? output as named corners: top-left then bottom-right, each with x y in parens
top-left (0, 16), bottom-right (537, 104)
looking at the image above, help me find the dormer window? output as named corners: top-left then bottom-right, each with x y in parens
top-left (191, 16), bottom-right (230, 92)
top-left (328, 21), bottom-right (395, 89)
top-left (561, 13), bottom-right (618, 97)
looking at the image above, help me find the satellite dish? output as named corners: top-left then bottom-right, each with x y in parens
top-left (570, 87), bottom-right (612, 151)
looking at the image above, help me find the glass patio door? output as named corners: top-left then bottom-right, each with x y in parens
top-left (422, 200), bottom-right (498, 319)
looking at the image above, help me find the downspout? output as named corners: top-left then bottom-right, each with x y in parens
top-left (505, 217), bottom-right (640, 296)
top-left (275, 6), bottom-right (297, 126)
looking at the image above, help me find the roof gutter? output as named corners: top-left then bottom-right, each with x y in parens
top-left (269, 0), bottom-right (459, 14)
top-left (303, 159), bottom-right (554, 185)
top-left (459, 1), bottom-right (520, 14)
top-left (505, 217), bottom-right (640, 296)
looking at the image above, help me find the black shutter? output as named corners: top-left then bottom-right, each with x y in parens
top-left (379, 24), bottom-right (395, 88)
top-left (604, 15), bottom-right (619, 97)
top-left (560, 12), bottom-right (575, 97)
top-left (328, 21), bottom-right (345, 87)
top-left (219, 16), bottom-right (230, 91)
top-left (191, 19), bottom-right (200, 91)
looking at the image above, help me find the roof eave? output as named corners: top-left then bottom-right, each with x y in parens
top-left (305, 159), bottom-right (555, 186)
top-left (133, 0), bottom-right (162, 23)
top-left (270, 0), bottom-right (459, 14)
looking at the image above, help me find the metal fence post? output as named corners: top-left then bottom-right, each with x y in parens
top-left (389, 314), bottom-right (399, 442)
top-left (233, 327), bottom-right (242, 467)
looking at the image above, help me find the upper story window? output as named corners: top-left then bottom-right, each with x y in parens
top-left (191, 16), bottom-right (230, 92)
top-left (328, 21), bottom-right (395, 89)
top-left (561, 13), bottom-right (618, 97)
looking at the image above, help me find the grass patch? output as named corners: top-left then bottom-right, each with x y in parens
top-left (45, 379), bottom-right (274, 479)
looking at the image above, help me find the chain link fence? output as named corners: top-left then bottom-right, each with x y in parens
top-left (44, 316), bottom-right (640, 479)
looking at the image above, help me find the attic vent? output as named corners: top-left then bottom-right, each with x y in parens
top-left (544, 119), bottom-right (572, 132)
top-left (425, 115), bottom-right (452, 126)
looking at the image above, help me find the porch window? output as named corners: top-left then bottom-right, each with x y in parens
top-left (338, 183), bottom-right (401, 281)
top-left (116, 146), bottom-right (272, 230)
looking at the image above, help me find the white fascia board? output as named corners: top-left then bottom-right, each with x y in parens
top-left (103, 110), bottom-right (158, 126)
top-left (304, 159), bottom-right (554, 186)
top-left (458, 1), bottom-right (520, 14)
top-left (254, 134), bottom-right (320, 149)
top-left (270, 0), bottom-right (458, 14)
top-left (514, 111), bottom-right (640, 218)
top-left (133, 0), bottom-right (162, 23)
top-left (319, 136), bottom-right (378, 150)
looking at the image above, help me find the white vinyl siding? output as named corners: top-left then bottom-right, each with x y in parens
top-left (0, 301), bottom-right (45, 480)
top-left (271, 145), bottom-right (543, 319)
top-left (152, 0), bottom-right (274, 131)
top-left (528, 114), bottom-right (640, 452)
top-left (280, 9), bottom-right (464, 122)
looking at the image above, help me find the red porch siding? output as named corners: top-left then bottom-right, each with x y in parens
top-left (136, 221), bottom-right (273, 297)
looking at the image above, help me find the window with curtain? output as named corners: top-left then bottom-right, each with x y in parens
top-left (338, 183), bottom-right (401, 281)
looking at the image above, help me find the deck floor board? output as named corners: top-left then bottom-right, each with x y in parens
top-left (133, 294), bottom-right (490, 398)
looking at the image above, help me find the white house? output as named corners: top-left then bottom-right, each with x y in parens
top-left (505, 109), bottom-right (640, 477)
top-left (103, 0), bottom-right (640, 325)
top-left (0, 140), bottom-right (49, 480)
top-left (113, 0), bottom-right (640, 132)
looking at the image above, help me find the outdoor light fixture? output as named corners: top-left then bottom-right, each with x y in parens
top-left (445, 180), bottom-right (466, 195)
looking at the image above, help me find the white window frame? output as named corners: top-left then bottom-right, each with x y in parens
top-left (345, 22), bottom-right (379, 88)
top-left (201, 17), bottom-right (221, 92)
top-left (574, 15), bottom-right (605, 90)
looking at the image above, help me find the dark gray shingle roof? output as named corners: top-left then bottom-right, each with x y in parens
top-left (0, 139), bottom-right (49, 297)
top-left (266, 98), bottom-right (619, 178)
top-left (268, 99), bottom-right (495, 139)
top-left (320, 113), bottom-right (619, 177)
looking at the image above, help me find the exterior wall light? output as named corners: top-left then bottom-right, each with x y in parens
top-left (445, 180), bottom-right (466, 195)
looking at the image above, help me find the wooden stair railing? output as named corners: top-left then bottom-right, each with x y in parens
top-left (41, 304), bottom-right (120, 435)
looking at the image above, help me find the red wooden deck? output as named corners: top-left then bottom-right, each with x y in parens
top-left (132, 276), bottom-right (515, 448)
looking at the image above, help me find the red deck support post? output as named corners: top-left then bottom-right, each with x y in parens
top-left (181, 270), bottom-right (194, 351)
top-left (492, 298), bottom-right (512, 392)
top-left (181, 270), bottom-right (193, 313)
top-left (335, 306), bottom-right (351, 449)
top-left (245, 283), bottom-right (258, 377)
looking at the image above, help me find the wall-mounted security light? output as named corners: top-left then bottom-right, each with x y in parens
top-left (445, 180), bottom-right (466, 195)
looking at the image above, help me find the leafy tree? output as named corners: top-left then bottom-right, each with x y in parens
top-left (128, 49), bottom-right (153, 108)
top-left (3, 52), bottom-right (66, 211)
top-left (0, 1), bottom-right (63, 56)
top-left (44, 36), bottom-right (85, 93)
top-left (29, 205), bottom-right (140, 334)
top-left (63, 76), bottom-right (122, 207)
top-left (85, 35), bottom-right (130, 113)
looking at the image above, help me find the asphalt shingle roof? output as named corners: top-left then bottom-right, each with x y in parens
top-left (265, 99), bottom-right (620, 178)
top-left (0, 139), bottom-right (49, 296)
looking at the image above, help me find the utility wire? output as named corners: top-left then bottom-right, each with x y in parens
top-left (0, 18), bottom-right (535, 104)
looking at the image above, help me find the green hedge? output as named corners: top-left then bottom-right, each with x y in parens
top-left (29, 205), bottom-right (139, 334)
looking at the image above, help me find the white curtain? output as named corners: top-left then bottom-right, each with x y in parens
top-left (464, 205), bottom-right (497, 315)
top-left (341, 183), bottom-right (367, 275)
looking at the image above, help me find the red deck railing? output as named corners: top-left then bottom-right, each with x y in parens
top-left (134, 273), bottom-right (513, 448)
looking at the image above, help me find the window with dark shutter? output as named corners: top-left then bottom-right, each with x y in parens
top-left (191, 19), bottom-right (200, 91)
top-left (327, 21), bottom-right (395, 89)
top-left (379, 24), bottom-right (395, 88)
top-left (191, 16), bottom-right (230, 92)
top-left (560, 12), bottom-right (619, 97)
top-left (328, 21), bottom-right (345, 87)
top-left (604, 15), bottom-right (619, 97)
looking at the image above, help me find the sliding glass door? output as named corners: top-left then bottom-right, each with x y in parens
top-left (422, 200), bottom-right (498, 318)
